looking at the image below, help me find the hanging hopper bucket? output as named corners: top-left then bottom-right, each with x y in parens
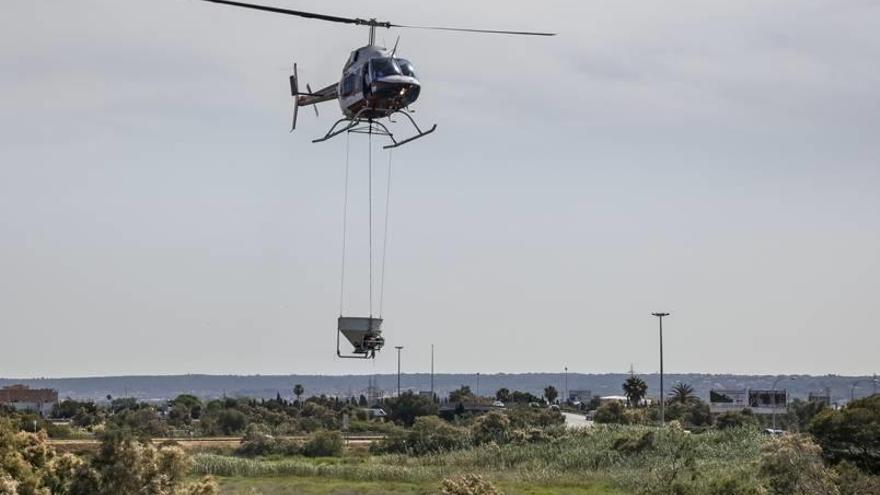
top-left (338, 316), bottom-right (385, 358)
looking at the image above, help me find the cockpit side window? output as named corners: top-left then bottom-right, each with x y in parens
top-left (396, 59), bottom-right (416, 77)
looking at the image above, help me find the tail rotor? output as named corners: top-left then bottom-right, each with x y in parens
top-left (289, 63), bottom-right (300, 131)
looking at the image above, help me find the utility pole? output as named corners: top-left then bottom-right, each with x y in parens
top-left (564, 366), bottom-right (569, 406)
top-left (395, 346), bottom-right (404, 396)
top-left (476, 372), bottom-right (480, 398)
top-left (651, 312), bottom-right (670, 425)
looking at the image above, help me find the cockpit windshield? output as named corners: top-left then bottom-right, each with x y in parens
top-left (369, 58), bottom-right (418, 79)
top-left (370, 58), bottom-right (401, 78)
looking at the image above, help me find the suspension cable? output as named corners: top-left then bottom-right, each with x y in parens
top-left (378, 149), bottom-right (393, 317)
top-left (338, 131), bottom-right (352, 315)
top-left (368, 124), bottom-right (373, 317)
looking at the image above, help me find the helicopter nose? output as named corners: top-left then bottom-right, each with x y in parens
top-left (372, 78), bottom-right (420, 101)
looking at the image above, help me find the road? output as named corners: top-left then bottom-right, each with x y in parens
top-left (562, 411), bottom-right (593, 429)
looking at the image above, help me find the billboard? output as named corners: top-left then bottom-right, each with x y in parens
top-left (709, 389), bottom-right (748, 413)
top-left (748, 389), bottom-right (787, 414)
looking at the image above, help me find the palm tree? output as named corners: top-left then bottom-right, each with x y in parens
top-left (668, 383), bottom-right (696, 405)
top-left (544, 386), bottom-right (559, 405)
top-left (622, 375), bottom-right (648, 407)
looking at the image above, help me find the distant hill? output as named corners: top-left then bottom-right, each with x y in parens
top-left (1, 373), bottom-right (875, 405)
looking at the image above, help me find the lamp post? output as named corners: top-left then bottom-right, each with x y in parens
top-left (771, 376), bottom-right (794, 431)
top-left (395, 346), bottom-right (404, 396)
top-left (430, 344), bottom-right (435, 402)
top-left (651, 312), bottom-right (670, 425)
top-left (476, 372), bottom-right (480, 398)
top-left (564, 366), bottom-right (569, 406)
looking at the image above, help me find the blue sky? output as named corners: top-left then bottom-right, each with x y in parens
top-left (1, 0), bottom-right (878, 377)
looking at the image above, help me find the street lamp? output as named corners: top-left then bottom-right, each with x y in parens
top-left (476, 372), bottom-right (480, 398)
top-left (651, 312), bottom-right (670, 425)
top-left (564, 366), bottom-right (569, 406)
top-left (771, 376), bottom-right (794, 431)
top-left (395, 346), bottom-right (404, 396)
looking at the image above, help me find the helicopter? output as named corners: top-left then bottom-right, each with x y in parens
top-left (201, 0), bottom-right (556, 149)
top-left (200, 0), bottom-right (554, 359)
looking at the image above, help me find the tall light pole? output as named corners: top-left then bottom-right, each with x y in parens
top-left (430, 344), bottom-right (435, 401)
top-left (476, 372), bottom-right (480, 398)
top-left (395, 346), bottom-right (404, 396)
top-left (564, 366), bottom-right (569, 406)
top-left (651, 312), bottom-right (669, 425)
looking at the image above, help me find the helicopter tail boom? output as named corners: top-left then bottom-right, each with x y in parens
top-left (290, 64), bottom-right (338, 132)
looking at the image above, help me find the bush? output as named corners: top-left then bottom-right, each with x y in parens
top-left (613, 431), bottom-right (655, 454)
top-left (835, 462), bottom-right (880, 495)
top-left (215, 409), bottom-right (249, 436)
top-left (810, 395), bottom-right (880, 474)
top-left (301, 430), bottom-right (344, 457)
top-left (234, 431), bottom-right (300, 458)
top-left (716, 409), bottom-right (759, 430)
top-left (382, 392), bottom-right (438, 427)
top-left (371, 416), bottom-right (471, 456)
top-left (758, 434), bottom-right (838, 495)
top-left (706, 475), bottom-right (767, 495)
top-left (441, 474), bottom-right (503, 495)
top-left (0, 419), bottom-right (218, 495)
top-left (594, 402), bottom-right (628, 424)
top-left (471, 411), bottom-right (512, 445)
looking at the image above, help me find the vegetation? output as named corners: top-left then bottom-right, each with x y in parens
top-left (622, 375), bottom-right (647, 407)
top-left (3, 379), bottom-right (879, 494)
top-left (0, 418), bottom-right (217, 495)
top-left (668, 383), bottom-right (696, 405)
top-left (810, 395), bottom-right (880, 473)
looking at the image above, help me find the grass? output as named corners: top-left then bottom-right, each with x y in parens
top-left (193, 425), bottom-right (768, 495)
top-left (216, 476), bottom-right (628, 495)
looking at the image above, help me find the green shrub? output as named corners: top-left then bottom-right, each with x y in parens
top-left (706, 475), bottom-right (767, 495)
top-left (382, 392), bottom-right (439, 427)
top-left (441, 474), bottom-right (503, 495)
top-left (716, 410), bottom-right (759, 430)
top-left (371, 416), bottom-right (471, 456)
top-left (595, 402), bottom-right (628, 424)
top-left (301, 430), bottom-right (344, 457)
top-left (613, 431), bottom-right (655, 454)
top-left (758, 434), bottom-right (838, 495)
top-left (810, 395), bottom-right (880, 474)
top-left (835, 462), bottom-right (880, 495)
top-left (471, 411), bottom-right (512, 445)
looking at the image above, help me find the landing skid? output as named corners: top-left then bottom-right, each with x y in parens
top-left (313, 110), bottom-right (436, 149)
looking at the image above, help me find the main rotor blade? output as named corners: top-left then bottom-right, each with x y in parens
top-left (199, 0), bottom-right (555, 35)
top-left (392, 24), bottom-right (556, 36)
top-left (200, 0), bottom-right (366, 26)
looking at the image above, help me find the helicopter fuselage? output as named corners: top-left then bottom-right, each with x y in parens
top-left (338, 46), bottom-right (421, 120)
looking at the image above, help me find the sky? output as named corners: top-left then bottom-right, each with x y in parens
top-left (1, 0), bottom-right (879, 378)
